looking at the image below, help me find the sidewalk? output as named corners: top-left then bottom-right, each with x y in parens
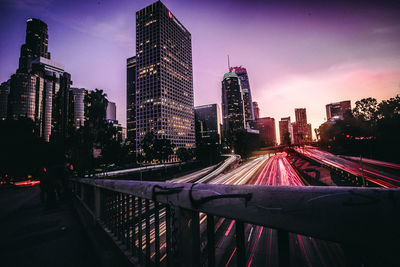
top-left (0, 186), bottom-right (99, 267)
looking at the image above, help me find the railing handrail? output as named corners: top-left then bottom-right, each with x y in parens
top-left (73, 178), bottom-right (400, 248)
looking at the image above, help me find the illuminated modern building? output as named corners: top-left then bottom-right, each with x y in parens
top-left (252, 117), bottom-right (276, 146)
top-left (292, 108), bottom-right (312, 144)
top-left (8, 18), bottom-right (72, 141)
top-left (279, 116), bottom-right (293, 145)
top-left (253, 101), bottom-right (260, 120)
top-left (194, 104), bottom-right (221, 145)
top-left (70, 87), bottom-right (86, 129)
top-left (326, 100), bottom-right (351, 121)
top-left (135, 1), bottom-right (195, 159)
top-left (18, 18), bottom-right (51, 73)
top-left (126, 56), bottom-right (136, 145)
top-left (0, 80), bottom-right (10, 120)
top-left (106, 101), bottom-right (117, 122)
top-left (230, 66), bottom-right (254, 123)
top-left (222, 72), bottom-right (246, 135)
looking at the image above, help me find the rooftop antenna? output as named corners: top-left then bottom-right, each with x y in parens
top-left (227, 55), bottom-right (231, 71)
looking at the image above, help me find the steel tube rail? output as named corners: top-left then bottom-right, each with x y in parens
top-left (71, 178), bottom-right (400, 266)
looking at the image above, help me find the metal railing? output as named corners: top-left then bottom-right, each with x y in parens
top-left (71, 179), bottom-right (400, 266)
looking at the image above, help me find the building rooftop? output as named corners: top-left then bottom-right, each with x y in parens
top-left (223, 72), bottom-right (238, 80)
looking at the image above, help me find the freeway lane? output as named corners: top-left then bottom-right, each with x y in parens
top-left (296, 146), bottom-right (400, 188)
top-left (219, 153), bottom-right (344, 267)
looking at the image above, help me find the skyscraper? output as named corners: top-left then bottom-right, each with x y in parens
top-left (8, 18), bottom-right (72, 141)
top-left (279, 116), bottom-right (293, 145)
top-left (70, 87), bottom-right (86, 129)
top-left (106, 101), bottom-right (117, 122)
top-left (126, 56), bottom-right (136, 145)
top-left (253, 101), bottom-right (260, 120)
top-left (18, 18), bottom-right (51, 73)
top-left (326, 100), bottom-right (351, 121)
top-left (194, 104), bottom-right (221, 145)
top-left (252, 117), bottom-right (276, 146)
top-left (135, 2), bottom-right (195, 159)
top-left (293, 108), bottom-right (312, 144)
top-left (0, 80), bottom-right (10, 120)
top-left (222, 72), bottom-right (245, 135)
top-left (230, 66), bottom-right (254, 123)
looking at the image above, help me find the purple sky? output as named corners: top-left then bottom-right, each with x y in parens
top-left (1, 0), bottom-right (399, 142)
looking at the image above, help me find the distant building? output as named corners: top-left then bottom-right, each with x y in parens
top-left (135, 1), bottom-right (195, 160)
top-left (0, 80), bottom-right (10, 120)
top-left (326, 100), bottom-right (351, 121)
top-left (70, 88), bottom-right (86, 129)
top-left (194, 104), bottom-right (221, 145)
top-left (229, 66), bottom-right (254, 123)
top-left (279, 117), bottom-right (293, 145)
top-left (292, 108), bottom-right (312, 144)
top-left (222, 72), bottom-right (245, 135)
top-left (253, 101), bottom-right (260, 119)
top-left (126, 56), bottom-right (136, 146)
top-left (106, 101), bottom-right (117, 122)
top-left (251, 117), bottom-right (276, 146)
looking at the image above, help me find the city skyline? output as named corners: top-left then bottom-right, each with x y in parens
top-left (1, 0), bottom-right (400, 141)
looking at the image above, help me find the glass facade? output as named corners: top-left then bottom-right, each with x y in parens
top-left (230, 66), bottom-right (254, 123)
top-left (127, 56), bottom-right (137, 146)
top-left (135, 1), bottom-right (195, 159)
top-left (222, 72), bottom-right (245, 135)
top-left (70, 88), bottom-right (86, 129)
top-left (194, 104), bottom-right (221, 145)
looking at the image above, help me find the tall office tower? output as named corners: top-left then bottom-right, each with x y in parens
top-left (8, 19), bottom-right (72, 141)
top-left (293, 108), bottom-right (312, 144)
top-left (70, 88), bottom-right (86, 129)
top-left (252, 117), bottom-right (276, 146)
top-left (126, 56), bottom-right (136, 145)
top-left (222, 72), bottom-right (245, 135)
top-left (279, 116), bottom-right (293, 145)
top-left (253, 101), bottom-right (260, 120)
top-left (135, 1), bottom-right (195, 159)
top-left (230, 66), bottom-right (254, 123)
top-left (194, 104), bottom-right (222, 145)
top-left (18, 18), bottom-right (51, 73)
top-left (326, 100), bottom-right (351, 121)
top-left (106, 101), bottom-right (117, 122)
top-left (0, 80), bottom-right (10, 119)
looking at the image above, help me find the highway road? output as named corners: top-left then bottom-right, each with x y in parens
top-left (295, 146), bottom-right (400, 188)
top-left (129, 153), bottom-right (346, 266)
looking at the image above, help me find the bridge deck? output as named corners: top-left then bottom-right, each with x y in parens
top-left (0, 186), bottom-right (99, 267)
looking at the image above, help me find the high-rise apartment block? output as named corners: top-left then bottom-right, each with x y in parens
top-left (194, 104), bottom-right (221, 145)
top-left (132, 2), bottom-right (195, 159)
top-left (222, 72), bottom-right (246, 135)
top-left (326, 100), bottom-right (351, 121)
top-left (292, 108), bottom-right (312, 144)
top-left (229, 66), bottom-right (254, 123)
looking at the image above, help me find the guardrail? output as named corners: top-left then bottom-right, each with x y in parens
top-left (71, 179), bottom-right (400, 266)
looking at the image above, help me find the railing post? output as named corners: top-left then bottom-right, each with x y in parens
top-left (94, 186), bottom-right (101, 220)
top-left (178, 208), bottom-right (200, 267)
top-left (236, 221), bottom-right (245, 267)
top-left (207, 214), bottom-right (216, 267)
top-left (277, 229), bottom-right (290, 267)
